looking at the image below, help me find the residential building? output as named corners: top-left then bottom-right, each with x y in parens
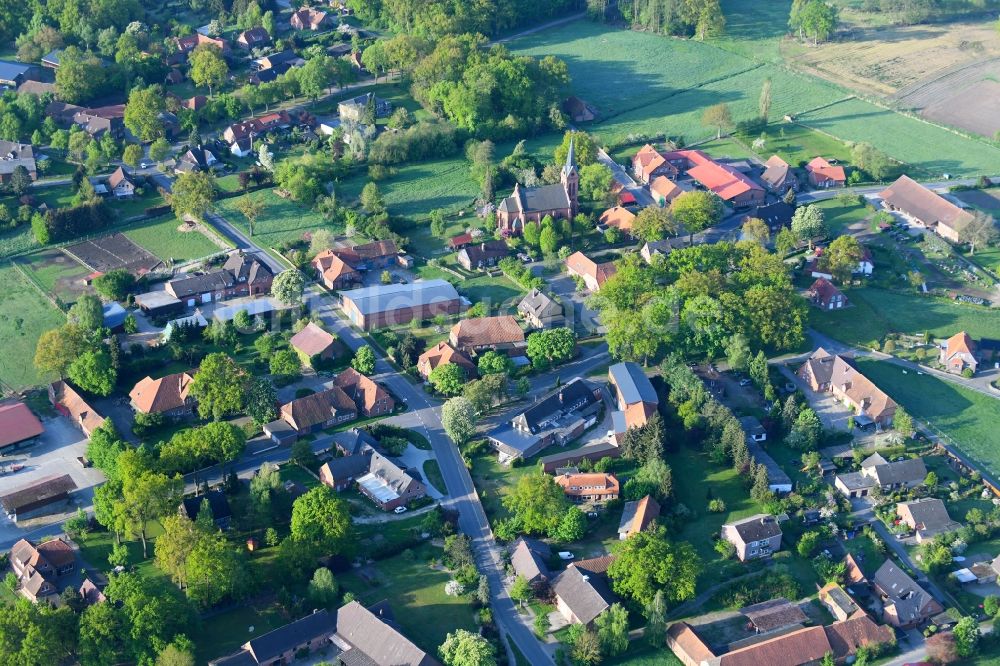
top-left (334, 367), bottom-right (395, 417)
top-left (165, 252), bottom-right (273, 305)
top-left (649, 175), bottom-right (684, 206)
top-left (497, 137), bottom-right (578, 235)
top-left (10, 537), bottom-right (75, 602)
top-left (819, 582), bottom-right (862, 622)
top-left (237, 27), bottom-right (271, 49)
top-left (880, 174), bottom-right (974, 242)
top-left (618, 495), bottom-right (659, 540)
top-left (449, 315), bottom-right (525, 357)
top-left (289, 322), bottom-right (341, 365)
top-left (760, 155), bottom-right (797, 193)
top-left (0, 474), bottom-right (77, 522)
top-left (599, 206), bottom-right (636, 234)
top-left (339, 280), bottom-right (462, 330)
top-left (106, 166), bottom-right (135, 198)
top-left (554, 472), bottom-right (620, 504)
top-left (456, 240), bottom-right (509, 270)
top-left (180, 491), bottom-right (232, 529)
top-left (518, 289), bottom-right (565, 329)
top-left (608, 362), bottom-right (658, 433)
top-left (872, 560), bottom-right (942, 628)
top-left (319, 453), bottom-right (373, 491)
top-left (0, 140), bottom-right (37, 183)
top-left (279, 386), bottom-right (358, 432)
top-left (510, 537), bottom-right (551, 584)
top-left (129, 372), bottom-right (195, 416)
top-left (806, 157), bottom-right (846, 188)
top-left (49, 380), bottom-right (105, 438)
top-left (0, 401), bottom-right (44, 453)
top-left (552, 556), bottom-right (617, 626)
top-left (806, 277), bottom-right (848, 310)
top-left (355, 451), bottom-right (426, 511)
top-left (417, 341), bottom-right (477, 381)
top-left (897, 498), bottom-right (960, 543)
top-left (539, 441), bottom-right (621, 473)
top-left (565, 251), bottom-right (616, 292)
top-left (940, 331), bottom-right (978, 374)
top-left (290, 6), bottom-right (329, 30)
top-left (487, 378), bottom-right (602, 462)
top-left (721, 514), bottom-right (782, 561)
top-left (337, 92), bottom-right (391, 122)
top-left (798, 348), bottom-right (897, 429)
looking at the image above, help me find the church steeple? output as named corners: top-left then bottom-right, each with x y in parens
top-left (561, 132), bottom-right (579, 215)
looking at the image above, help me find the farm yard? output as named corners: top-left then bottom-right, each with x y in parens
top-left (123, 216), bottom-right (225, 264)
top-left (0, 263), bottom-right (66, 391)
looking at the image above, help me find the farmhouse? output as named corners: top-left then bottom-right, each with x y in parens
top-left (449, 316), bottom-right (525, 357)
top-left (497, 140), bottom-right (578, 235)
top-left (552, 556), bottom-right (617, 626)
top-left (872, 560), bottom-right (942, 628)
top-left (338, 92), bottom-right (391, 122)
top-left (456, 240), bottom-right (509, 270)
top-left (897, 498), bottom-right (960, 543)
top-left (518, 289), bottom-right (565, 329)
top-left (721, 514), bottom-right (782, 562)
top-left (554, 471), bottom-right (620, 504)
top-left (417, 341), bottom-right (477, 381)
top-left (798, 349), bottom-right (897, 429)
top-left (339, 280), bottom-right (462, 330)
top-left (879, 174), bottom-right (974, 242)
top-left (355, 450), bottom-right (426, 511)
top-left (510, 537), bottom-right (551, 584)
top-left (761, 155), bottom-right (797, 193)
top-left (129, 371), bottom-right (195, 416)
top-left (487, 378), bottom-right (602, 462)
top-left (618, 495), bottom-right (659, 540)
top-left (806, 157), bottom-right (846, 188)
top-left (49, 380), bottom-right (106, 437)
top-left (806, 277), bottom-right (848, 310)
top-left (279, 386), bottom-right (358, 433)
top-left (0, 401), bottom-right (44, 453)
top-left (0, 474), bottom-right (77, 522)
top-left (565, 251), bottom-right (617, 292)
top-left (333, 367), bottom-right (395, 417)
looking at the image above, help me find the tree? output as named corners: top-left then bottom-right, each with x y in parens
top-left (351, 345), bottom-right (376, 375)
top-left (953, 616), bottom-right (980, 658)
top-left (478, 350), bottom-right (514, 376)
top-left (633, 205), bottom-right (676, 242)
top-left (442, 396), bottom-right (477, 445)
top-left (894, 407), bottom-right (915, 438)
top-left (235, 194), bottom-right (265, 238)
top-left (961, 211), bottom-right (998, 255)
top-left (124, 85), bottom-right (166, 141)
top-left (595, 603), bottom-right (629, 657)
top-left (671, 190), bottom-right (724, 244)
top-left (69, 294), bottom-right (105, 333)
top-left (308, 567), bottom-right (340, 607)
top-left (68, 349), bottom-right (117, 396)
top-left (94, 268), bottom-right (137, 301)
top-left (702, 103), bottom-right (733, 139)
top-left (121, 470), bottom-right (183, 558)
top-left (271, 269), bottom-right (305, 305)
top-left (525, 327), bottom-right (576, 369)
top-left (171, 171), bottom-right (216, 221)
top-left (742, 218), bottom-right (770, 246)
top-left (290, 486), bottom-right (351, 554)
top-left (189, 353), bottom-right (247, 420)
top-left (608, 527), bottom-right (700, 603)
top-left (644, 590), bottom-right (668, 647)
top-left (189, 45), bottom-right (228, 96)
top-left (503, 472), bottom-right (567, 536)
top-left (820, 234), bottom-right (863, 283)
top-left (791, 205), bottom-right (826, 250)
top-left (439, 629), bottom-right (496, 666)
top-left (759, 77), bottom-right (773, 120)
top-left (430, 363), bottom-right (466, 396)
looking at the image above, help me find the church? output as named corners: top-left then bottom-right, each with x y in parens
top-left (497, 137), bottom-right (579, 236)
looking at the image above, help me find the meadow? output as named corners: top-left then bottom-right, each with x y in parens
top-left (0, 263), bottom-right (67, 390)
top-left (810, 286), bottom-right (1000, 347)
top-left (854, 359), bottom-right (1000, 477)
top-left (124, 215), bottom-right (223, 263)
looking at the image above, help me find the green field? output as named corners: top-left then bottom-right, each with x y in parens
top-left (124, 215), bottom-right (224, 263)
top-left (796, 98), bottom-right (1000, 178)
top-left (0, 264), bottom-right (67, 390)
top-left (854, 358), bottom-right (1000, 476)
top-left (811, 287), bottom-right (1000, 347)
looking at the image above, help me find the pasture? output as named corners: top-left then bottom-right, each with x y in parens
top-left (810, 286), bottom-right (1000, 346)
top-left (854, 358), bottom-right (1000, 477)
top-left (124, 216), bottom-right (223, 264)
top-left (0, 263), bottom-right (67, 390)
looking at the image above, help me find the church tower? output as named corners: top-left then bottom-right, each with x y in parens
top-left (561, 133), bottom-right (579, 215)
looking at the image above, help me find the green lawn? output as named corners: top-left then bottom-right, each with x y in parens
top-left (854, 359), bottom-right (1000, 476)
top-left (0, 264), bottom-right (67, 390)
top-left (811, 287), bottom-right (1000, 347)
top-left (124, 215), bottom-right (224, 263)
top-left (338, 543), bottom-right (478, 655)
top-left (215, 188), bottom-right (334, 248)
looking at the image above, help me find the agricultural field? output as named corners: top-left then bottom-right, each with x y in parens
top-left (16, 249), bottom-right (93, 307)
top-left (854, 358), bottom-right (1000, 476)
top-left (795, 97), bottom-right (1000, 177)
top-left (0, 264), bottom-right (67, 390)
top-left (124, 216), bottom-right (225, 264)
top-left (810, 286), bottom-right (1000, 347)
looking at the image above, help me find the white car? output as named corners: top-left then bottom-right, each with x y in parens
top-left (393, 506), bottom-right (407, 514)
top-left (557, 551), bottom-right (574, 560)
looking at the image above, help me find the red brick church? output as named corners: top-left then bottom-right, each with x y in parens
top-left (497, 136), bottom-right (579, 235)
